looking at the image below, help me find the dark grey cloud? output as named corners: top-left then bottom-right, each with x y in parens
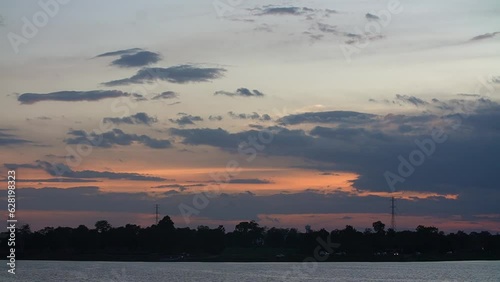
top-left (96, 48), bottom-right (161, 68)
top-left (0, 129), bottom-right (31, 146)
top-left (228, 111), bottom-right (259, 119)
top-left (278, 111), bottom-right (376, 125)
top-left (13, 178), bottom-right (100, 183)
top-left (111, 51), bottom-right (160, 68)
top-left (169, 113), bottom-right (203, 126)
top-left (350, 123), bottom-right (500, 194)
top-left (95, 48), bottom-right (143, 57)
top-left (44, 154), bottom-right (75, 160)
top-left (132, 93), bottom-right (147, 101)
top-left (151, 183), bottom-right (205, 191)
top-left (260, 113), bottom-right (272, 121)
top-left (315, 105), bottom-right (500, 194)
top-left (170, 98), bottom-right (500, 197)
top-left (208, 115), bottom-right (223, 121)
top-left (214, 88), bottom-right (264, 97)
top-left (170, 126), bottom-right (311, 151)
top-left (169, 127), bottom-right (239, 148)
top-left (317, 22), bottom-right (337, 34)
top-left (4, 163), bottom-right (40, 170)
top-left (344, 34), bottom-right (384, 45)
top-left (227, 111), bottom-right (271, 121)
top-left (103, 112), bottom-right (157, 126)
top-left (345, 32), bottom-right (362, 39)
top-left (155, 184), bottom-right (188, 191)
top-left (469, 31), bottom-right (500, 41)
top-left (18, 90), bottom-right (130, 104)
top-left (152, 91), bottom-right (178, 100)
top-left (372, 95), bottom-right (497, 113)
top-left (257, 6), bottom-right (306, 16)
top-left (229, 18), bottom-right (255, 23)
top-left (304, 32), bottom-right (324, 42)
top-left (365, 13), bottom-right (380, 20)
top-left (434, 98), bottom-right (497, 112)
top-left (319, 172), bottom-right (340, 176)
top-left (163, 190), bottom-right (180, 196)
top-left (65, 128), bottom-right (171, 149)
top-left (227, 178), bottom-right (273, 184)
top-left (395, 94), bottom-right (429, 107)
top-left (248, 124), bottom-right (264, 129)
top-left (37, 161), bottom-right (167, 181)
top-left (103, 65), bottom-right (226, 86)
top-left (342, 29), bottom-right (385, 44)
top-left (309, 126), bottom-right (389, 142)
top-left (6, 161), bottom-right (166, 181)
top-left (253, 5), bottom-right (335, 19)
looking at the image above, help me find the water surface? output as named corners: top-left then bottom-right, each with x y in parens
top-left (1, 260), bottom-right (499, 281)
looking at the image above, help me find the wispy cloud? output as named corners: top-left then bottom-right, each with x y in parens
top-left (214, 88), bottom-right (264, 97)
top-left (208, 115), bottom-right (223, 121)
top-left (65, 129), bottom-right (171, 149)
top-left (0, 129), bottom-right (31, 146)
top-left (103, 65), bottom-right (226, 86)
top-left (365, 13), bottom-right (380, 20)
top-left (103, 112), bottom-right (158, 126)
top-left (96, 48), bottom-right (161, 68)
top-left (227, 111), bottom-right (271, 121)
top-left (169, 113), bottom-right (203, 126)
top-left (469, 31), bottom-right (500, 41)
top-left (12, 178), bottom-right (101, 183)
top-left (227, 178), bottom-right (273, 184)
top-left (95, 48), bottom-right (143, 57)
top-left (151, 183), bottom-right (205, 191)
top-left (18, 90), bottom-right (130, 104)
top-left (152, 91), bottom-right (178, 100)
top-left (278, 111), bottom-right (376, 125)
top-left (255, 6), bottom-right (309, 16)
top-left (5, 161), bottom-right (167, 181)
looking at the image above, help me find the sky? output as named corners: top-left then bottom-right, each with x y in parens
top-left (0, 0), bottom-right (499, 232)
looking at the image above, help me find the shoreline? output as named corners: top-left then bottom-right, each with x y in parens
top-left (9, 254), bottom-right (500, 263)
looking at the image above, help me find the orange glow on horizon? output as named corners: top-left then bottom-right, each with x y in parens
top-left (14, 166), bottom-right (458, 201)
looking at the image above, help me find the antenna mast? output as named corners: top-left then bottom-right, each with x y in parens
top-left (155, 204), bottom-right (159, 225)
top-left (390, 197), bottom-right (396, 230)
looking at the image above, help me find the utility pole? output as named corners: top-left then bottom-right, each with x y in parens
top-left (155, 204), bottom-right (159, 225)
top-left (390, 197), bottom-right (396, 231)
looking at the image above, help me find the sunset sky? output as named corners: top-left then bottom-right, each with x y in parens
top-left (1, 0), bottom-right (499, 232)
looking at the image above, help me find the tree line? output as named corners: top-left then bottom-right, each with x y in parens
top-left (2, 216), bottom-right (499, 261)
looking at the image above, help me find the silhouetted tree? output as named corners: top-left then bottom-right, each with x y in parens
top-left (372, 221), bottom-right (386, 234)
top-left (2, 217), bottom-right (499, 261)
top-left (233, 220), bottom-right (265, 247)
top-left (94, 220), bottom-right (112, 233)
